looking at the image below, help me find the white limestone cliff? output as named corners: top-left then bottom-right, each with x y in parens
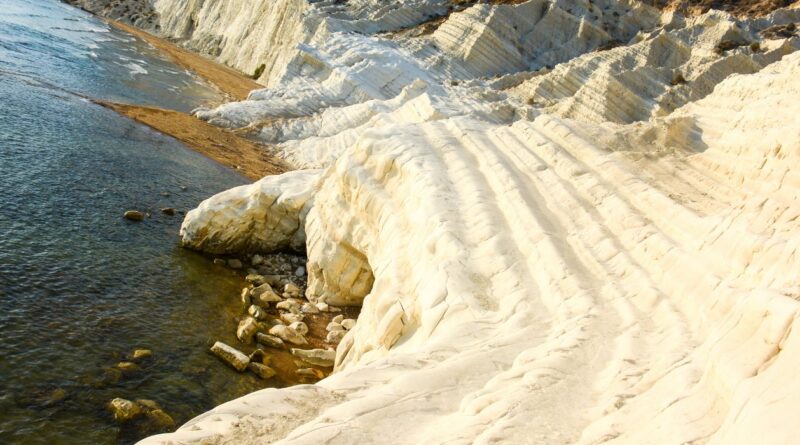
top-left (104, 0), bottom-right (800, 443)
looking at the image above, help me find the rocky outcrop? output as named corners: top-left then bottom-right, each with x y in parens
top-left (68, 0), bottom-right (800, 443)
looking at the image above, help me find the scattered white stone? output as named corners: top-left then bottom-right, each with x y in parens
top-left (290, 348), bottom-right (335, 367)
top-left (301, 303), bottom-right (319, 314)
top-left (281, 312), bottom-right (304, 325)
top-left (326, 330), bottom-right (346, 343)
top-left (236, 317), bottom-right (259, 344)
top-left (248, 304), bottom-right (267, 320)
top-left (209, 341), bottom-right (249, 371)
top-left (326, 321), bottom-right (343, 332)
top-left (341, 318), bottom-right (356, 330)
top-left (289, 321), bottom-right (308, 335)
top-left (268, 325), bottom-right (307, 345)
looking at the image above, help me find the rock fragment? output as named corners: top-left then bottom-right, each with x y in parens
top-left (341, 319), bottom-right (356, 330)
top-left (107, 398), bottom-right (142, 422)
top-left (290, 348), bottom-right (335, 367)
top-left (268, 324), bottom-right (307, 345)
top-left (236, 317), bottom-right (260, 344)
top-left (256, 332), bottom-right (285, 349)
top-left (248, 362), bottom-right (277, 379)
top-left (123, 210), bottom-right (144, 221)
top-left (210, 341), bottom-right (249, 371)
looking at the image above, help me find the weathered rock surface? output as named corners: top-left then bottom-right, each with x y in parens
top-left (112, 1), bottom-right (800, 444)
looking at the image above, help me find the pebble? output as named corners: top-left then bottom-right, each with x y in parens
top-left (210, 341), bottom-right (249, 371)
top-left (248, 304), bottom-right (268, 320)
top-left (236, 317), bottom-right (259, 344)
top-left (276, 299), bottom-right (300, 312)
top-left (326, 330), bottom-right (346, 343)
top-left (290, 348), bottom-right (336, 367)
top-left (289, 321), bottom-right (309, 336)
top-left (107, 398), bottom-right (142, 422)
top-left (248, 362), bottom-right (277, 380)
top-left (326, 322), bottom-right (344, 332)
top-left (256, 332), bottom-right (285, 349)
top-left (268, 325), bottom-right (308, 345)
top-left (281, 312), bottom-right (304, 325)
top-left (296, 368), bottom-right (324, 379)
top-left (295, 266), bottom-right (305, 277)
top-left (227, 259), bottom-right (243, 269)
top-left (123, 210), bottom-right (144, 221)
top-left (301, 303), bottom-right (319, 314)
top-left (341, 319), bottom-right (356, 330)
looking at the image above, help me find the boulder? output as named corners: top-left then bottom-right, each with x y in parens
top-left (284, 282), bottom-right (301, 297)
top-left (210, 341), bottom-right (249, 371)
top-left (276, 299), bottom-right (301, 313)
top-left (281, 312), bottom-right (304, 325)
top-left (236, 317), bottom-right (260, 344)
top-left (248, 362), bottom-right (277, 380)
top-left (332, 315), bottom-right (344, 324)
top-left (248, 348), bottom-right (270, 365)
top-left (268, 325), bottom-right (308, 345)
top-left (256, 332), bottom-right (285, 349)
top-left (107, 398), bottom-right (142, 422)
top-left (290, 348), bottom-right (335, 367)
top-left (341, 319), bottom-right (356, 330)
top-left (316, 302), bottom-right (329, 312)
top-left (123, 210), bottom-right (144, 221)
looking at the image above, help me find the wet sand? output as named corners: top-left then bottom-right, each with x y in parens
top-left (95, 100), bottom-right (289, 180)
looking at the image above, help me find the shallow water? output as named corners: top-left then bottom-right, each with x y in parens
top-left (0, 1), bottom-right (277, 443)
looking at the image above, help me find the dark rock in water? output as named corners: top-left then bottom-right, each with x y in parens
top-left (123, 210), bottom-right (144, 221)
top-left (213, 258), bottom-right (226, 266)
top-left (135, 399), bottom-right (161, 411)
top-left (146, 409), bottom-right (175, 429)
top-left (248, 362), bottom-right (276, 380)
top-left (227, 259), bottom-right (243, 269)
top-left (161, 207), bottom-right (175, 216)
top-left (131, 349), bottom-right (152, 361)
top-left (256, 332), bottom-right (285, 349)
top-left (248, 348), bottom-right (270, 365)
top-left (107, 398), bottom-right (143, 422)
top-left (47, 388), bottom-right (67, 405)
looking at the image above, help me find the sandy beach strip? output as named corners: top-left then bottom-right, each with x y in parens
top-left (96, 101), bottom-right (289, 180)
top-left (105, 19), bottom-right (262, 102)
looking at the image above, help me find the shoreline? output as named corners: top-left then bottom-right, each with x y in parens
top-left (95, 100), bottom-right (289, 181)
top-left (95, 18), bottom-right (291, 182)
top-left (103, 19), bottom-right (262, 102)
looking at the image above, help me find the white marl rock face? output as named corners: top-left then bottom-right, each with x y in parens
top-left (123, 0), bottom-right (800, 443)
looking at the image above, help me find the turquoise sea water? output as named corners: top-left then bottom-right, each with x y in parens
top-left (0, 1), bottom-right (272, 443)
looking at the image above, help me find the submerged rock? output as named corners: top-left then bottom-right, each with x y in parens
top-left (146, 409), bottom-right (175, 429)
top-left (210, 341), bottom-right (249, 371)
top-left (248, 362), bottom-right (277, 380)
top-left (107, 398), bottom-right (142, 422)
top-left (295, 368), bottom-right (324, 379)
top-left (123, 210), bottom-right (144, 221)
top-left (161, 207), bottom-right (175, 216)
top-left (227, 259), bottom-right (243, 269)
top-left (132, 349), bottom-right (152, 360)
